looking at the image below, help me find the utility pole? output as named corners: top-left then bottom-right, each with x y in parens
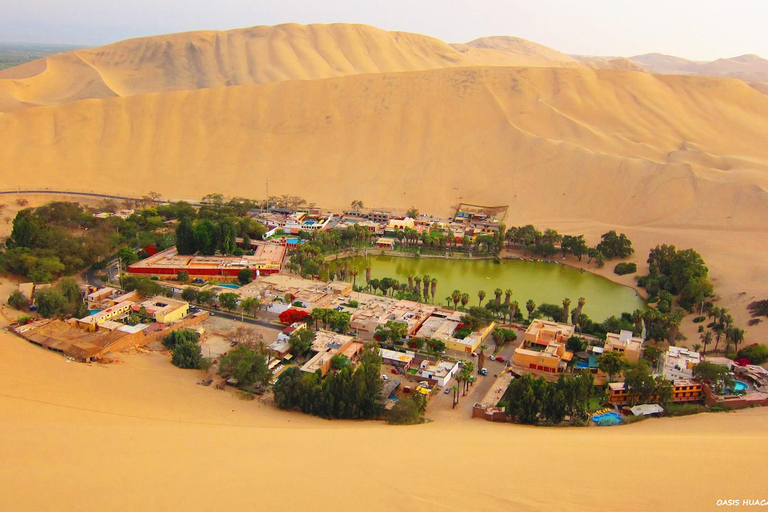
top-left (266, 178), bottom-right (269, 207)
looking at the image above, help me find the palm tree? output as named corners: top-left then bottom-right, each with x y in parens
top-left (477, 344), bottom-right (488, 373)
top-left (494, 288), bottom-right (503, 305)
top-left (365, 266), bottom-right (371, 290)
top-left (451, 290), bottom-right (462, 309)
top-left (430, 278), bottom-right (437, 303)
top-left (414, 276), bottom-right (422, 300)
top-left (509, 301), bottom-right (519, 324)
top-left (445, 296), bottom-right (452, 307)
top-left (407, 275), bottom-right (414, 292)
top-left (350, 268), bottom-right (358, 288)
top-left (460, 293), bottom-right (470, 310)
top-left (730, 327), bottom-right (745, 353)
top-left (422, 275), bottom-right (431, 301)
top-left (504, 289), bottom-right (512, 306)
top-left (700, 330), bottom-right (713, 354)
top-left (478, 290), bottom-right (486, 307)
top-left (451, 384), bottom-right (460, 409)
top-left (692, 343), bottom-right (702, 353)
top-left (632, 309), bottom-right (645, 334)
top-left (562, 298), bottom-right (571, 324)
top-left (526, 300), bottom-right (536, 320)
top-left (571, 297), bottom-right (586, 326)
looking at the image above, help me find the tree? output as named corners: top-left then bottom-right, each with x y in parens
top-left (171, 338), bottom-right (203, 369)
top-left (460, 293), bottom-right (470, 310)
top-left (238, 268), bottom-right (254, 285)
top-left (7, 290), bottom-right (29, 311)
top-left (566, 336), bottom-right (585, 353)
top-left (562, 298), bottom-right (571, 324)
top-left (34, 288), bottom-right (67, 318)
top-left (597, 351), bottom-right (624, 381)
top-left (477, 344), bottom-right (488, 373)
top-left (478, 290), bottom-right (486, 307)
top-left (175, 217), bottom-right (196, 255)
top-left (491, 328), bottom-right (517, 349)
top-left (194, 220), bottom-right (217, 256)
top-left (526, 300), bottom-right (536, 320)
top-left (181, 287), bottom-right (198, 304)
top-left (218, 345), bottom-right (269, 387)
top-left (386, 395), bottom-right (425, 425)
top-left (571, 297), bottom-right (586, 328)
top-left (162, 329), bottom-right (200, 351)
top-left (117, 247), bottom-right (138, 268)
top-left (177, 271), bottom-right (189, 283)
top-left (406, 207), bottom-right (419, 218)
top-left (596, 231), bottom-right (634, 259)
top-left (693, 361), bottom-right (734, 394)
top-left (374, 321), bottom-right (408, 344)
top-left (240, 297), bottom-right (261, 318)
top-left (217, 218), bottom-right (238, 255)
top-left (197, 289), bottom-right (217, 306)
top-left (218, 292), bottom-right (239, 312)
top-left (289, 328), bottom-right (315, 357)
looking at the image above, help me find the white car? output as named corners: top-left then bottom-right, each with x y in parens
top-left (381, 374), bottom-right (389, 381)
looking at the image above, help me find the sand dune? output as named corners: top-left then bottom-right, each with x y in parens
top-left (1, 66), bottom-right (767, 229)
top-left (0, 327), bottom-right (766, 512)
top-left (0, 23), bottom-right (580, 111)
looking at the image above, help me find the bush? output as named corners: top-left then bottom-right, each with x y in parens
top-left (7, 290), bottom-right (29, 311)
top-left (737, 344), bottom-right (768, 365)
top-left (386, 395), bottom-right (426, 425)
top-left (163, 329), bottom-right (200, 350)
top-left (692, 316), bottom-right (706, 323)
top-left (613, 262), bottom-right (637, 276)
top-left (171, 338), bottom-right (203, 369)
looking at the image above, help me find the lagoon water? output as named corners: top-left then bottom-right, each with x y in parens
top-left (350, 255), bottom-right (645, 322)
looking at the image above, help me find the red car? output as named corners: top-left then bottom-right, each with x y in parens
top-left (496, 356), bottom-right (505, 363)
top-left (391, 368), bottom-right (400, 375)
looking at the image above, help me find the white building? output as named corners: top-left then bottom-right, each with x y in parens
top-left (662, 346), bottom-right (701, 381)
top-left (415, 359), bottom-right (461, 387)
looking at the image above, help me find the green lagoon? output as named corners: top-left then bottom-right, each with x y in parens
top-left (349, 255), bottom-right (645, 322)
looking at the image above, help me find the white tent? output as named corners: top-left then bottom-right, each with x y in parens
top-left (630, 404), bottom-right (664, 416)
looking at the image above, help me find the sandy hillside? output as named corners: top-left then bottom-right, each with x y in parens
top-left (0, 23), bottom-right (580, 111)
top-left (0, 329), bottom-right (766, 512)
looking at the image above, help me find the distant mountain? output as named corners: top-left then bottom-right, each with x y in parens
top-left (629, 52), bottom-right (768, 82)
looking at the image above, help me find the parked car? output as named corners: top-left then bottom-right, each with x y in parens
top-left (443, 387), bottom-right (451, 394)
top-left (495, 356), bottom-right (505, 363)
top-left (470, 352), bottom-right (478, 357)
top-left (403, 386), bottom-right (411, 393)
top-left (381, 374), bottom-right (389, 381)
top-left (479, 368), bottom-right (488, 376)
top-left (391, 368), bottom-right (400, 375)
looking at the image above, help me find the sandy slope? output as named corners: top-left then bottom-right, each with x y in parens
top-left (0, 329), bottom-right (766, 512)
top-left (0, 23), bottom-right (580, 111)
top-left (1, 65), bottom-right (766, 228)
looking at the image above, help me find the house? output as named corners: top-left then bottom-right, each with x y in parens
top-left (604, 330), bottom-right (644, 363)
top-left (300, 331), bottom-right (362, 377)
top-left (375, 237), bottom-right (395, 250)
top-left (415, 359), bottom-right (460, 387)
top-left (661, 346), bottom-right (701, 381)
top-left (380, 348), bottom-right (414, 371)
top-left (607, 380), bottom-right (703, 405)
top-left (445, 322), bottom-right (496, 354)
top-left (512, 320), bottom-right (575, 373)
top-left (77, 301), bottom-right (135, 331)
top-left (131, 297), bottom-right (189, 323)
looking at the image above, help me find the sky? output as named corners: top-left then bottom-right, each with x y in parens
top-left (3, 0), bottom-right (767, 61)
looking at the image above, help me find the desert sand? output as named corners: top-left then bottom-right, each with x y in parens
top-left (0, 325), bottom-right (766, 512)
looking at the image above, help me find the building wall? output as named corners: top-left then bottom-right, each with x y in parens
top-left (155, 303), bottom-right (189, 323)
top-left (512, 349), bottom-right (562, 373)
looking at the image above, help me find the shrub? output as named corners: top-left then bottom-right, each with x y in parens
top-left (692, 316), bottom-right (706, 323)
top-left (171, 339), bottom-right (203, 369)
top-left (7, 290), bottom-right (29, 311)
top-left (163, 329), bottom-right (200, 350)
top-left (737, 344), bottom-right (768, 365)
top-left (386, 395), bottom-right (426, 425)
top-left (613, 262), bottom-right (637, 276)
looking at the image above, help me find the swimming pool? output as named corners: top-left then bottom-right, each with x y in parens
top-left (592, 411), bottom-right (623, 426)
top-left (218, 283), bottom-right (240, 289)
top-left (88, 309), bottom-right (102, 316)
top-left (733, 380), bottom-right (749, 393)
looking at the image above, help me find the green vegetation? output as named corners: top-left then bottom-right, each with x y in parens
top-left (238, 268), bottom-right (253, 285)
top-left (386, 395), bottom-right (427, 425)
top-left (491, 328), bottom-right (517, 349)
top-left (163, 329), bottom-right (204, 369)
top-left (665, 404), bottom-right (708, 417)
top-left (693, 361), bottom-right (735, 394)
top-left (0, 43), bottom-right (79, 70)
top-left (638, 244), bottom-right (713, 312)
top-left (613, 262), bottom-right (637, 275)
top-left (7, 290), bottom-right (29, 311)
top-left (597, 351), bottom-right (625, 381)
top-left (273, 342), bottom-right (383, 419)
top-left (374, 320), bottom-right (408, 344)
top-left (624, 361), bottom-right (674, 406)
top-left (503, 372), bottom-right (595, 425)
top-left (595, 231), bottom-right (634, 259)
top-left (310, 308), bottom-right (351, 333)
top-left (738, 344), bottom-right (768, 365)
top-left (218, 345), bottom-right (270, 388)
top-left (288, 328), bottom-right (315, 357)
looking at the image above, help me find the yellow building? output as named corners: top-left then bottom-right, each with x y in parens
top-left (77, 302), bottom-right (134, 332)
top-left (607, 380), bottom-right (703, 405)
top-left (444, 322), bottom-right (495, 354)
top-left (523, 320), bottom-right (575, 347)
top-left (132, 297), bottom-right (189, 323)
top-left (512, 342), bottom-right (572, 373)
top-left (604, 330), bottom-right (644, 364)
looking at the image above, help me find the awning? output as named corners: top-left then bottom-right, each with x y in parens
top-left (630, 404), bottom-right (664, 416)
